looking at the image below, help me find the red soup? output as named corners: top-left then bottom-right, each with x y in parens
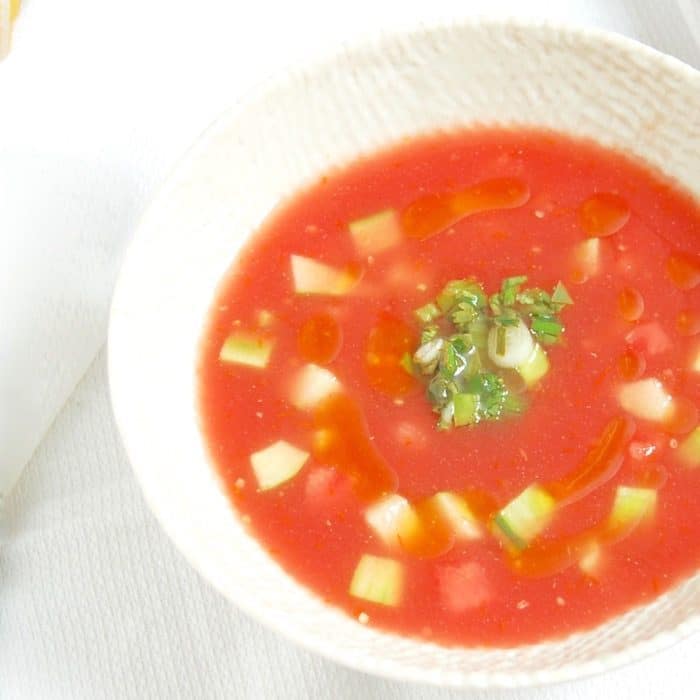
top-left (199, 129), bottom-right (700, 647)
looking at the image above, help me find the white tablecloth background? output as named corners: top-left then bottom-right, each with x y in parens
top-left (2, 1), bottom-right (699, 698)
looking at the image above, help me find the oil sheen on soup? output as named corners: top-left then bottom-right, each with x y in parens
top-left (199, 129), bottom-right (700, 647)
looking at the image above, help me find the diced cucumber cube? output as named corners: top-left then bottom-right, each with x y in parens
top-left (289, 364), bottom-right (342, 410)
top-left (429, 491), bottom-right (482, 540)
top-left (493, 484), bottom-right (556, 550)
top-left (617, 378), bottom-right (673, 423)
top-left (291, 254), bottom-right (357, 295)
top-left (365, 494), bottom-right (422, 548)
top-left (219, 332), bottom-right (273, 368)
top-left (608, 486), bottom-right (656, 531)
top-left (348, 208), bottom-right (402, 255)
top-left (516, 343), bottom-right (549, 387)
top-left (349, 554), bottom-right (403, 606)
top-left (677, 426), bottom-right (700, 467)
top-left (399, 352), bottom-right (415, 376)
top-left (250, 440), bottom-right (309, 491)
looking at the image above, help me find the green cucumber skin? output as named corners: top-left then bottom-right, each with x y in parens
top-left (493, 514), bottom-right (527, 551)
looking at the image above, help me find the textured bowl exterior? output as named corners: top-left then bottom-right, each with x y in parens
top-left (109, 20), bottom-right (700, 688)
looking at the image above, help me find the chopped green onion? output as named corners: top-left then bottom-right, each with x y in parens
top-left (414, 302), bottom-right (441, 323)
top-left (462, 372), bottom-right (510, 420)
top-left (453, 393), bottom-right (479, 426)
top-left (439, 341), bottom-right (459, 378)
top-left (428, 375), bottom-right (450, 404)
top-left (413, 337), bottom-right (444, 374)
top-left (496, 325), bottom-right (506, 356)
top-left (436, 279), bottom-right (486, 312)
top-left (438, 401), bottom-right (455, 430)
top-left (451, 303), bottom-right (478, 326)
top-left (501, 275), bottom-right (528, 305)
top-left (410, 274), bottom-right (571, 430)
top-left (420, 325), bottom-right (439, 344)
top-left (503, 275), bottom-right (528, 286)
top-left (493, 314), bottom-right (519, 327)
top-left (517, 287), bottom-right (550, 308)
top-left (552, 281), bottom-right (574, 306)
top-left (469, 318), bottom-right (489, 348)
top-left (531, 316), bottom-right (563, 338)
top-left (450, 335), bottom-right (469, 354)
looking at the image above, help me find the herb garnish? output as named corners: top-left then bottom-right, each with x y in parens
top-left (409, 276), bottom-right (572, 429)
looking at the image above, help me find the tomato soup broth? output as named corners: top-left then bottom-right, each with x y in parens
top-left (199, 129), bottom-right (700, 646)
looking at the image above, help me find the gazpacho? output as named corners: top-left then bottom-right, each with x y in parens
top-left (199, 129), bottom-right (700, 647)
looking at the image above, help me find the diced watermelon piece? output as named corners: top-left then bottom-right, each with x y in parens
top-left (304, 467), bottom-right (351, 507)
top-left (305, 467), bottom-right (336, 500)
top-left (437, 561), bottom-right (492, 612)
top-left (625, 322), bottom-right (671, 355)
top-left (289, 364), bottom-right (342, 410)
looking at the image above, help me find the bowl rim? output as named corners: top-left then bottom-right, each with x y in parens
top-left (108, 16), bottom-right (700, 689)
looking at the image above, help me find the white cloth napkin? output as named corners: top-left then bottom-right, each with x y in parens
top-left (5, 352), bottom-right (700, 699)
top-left (1, 0), bottom-right (699, 507)
top-left (1, 1), bottom-right (699, 697)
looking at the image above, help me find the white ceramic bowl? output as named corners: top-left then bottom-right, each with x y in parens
top-left (109, 19), bottom-right (700, 688)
